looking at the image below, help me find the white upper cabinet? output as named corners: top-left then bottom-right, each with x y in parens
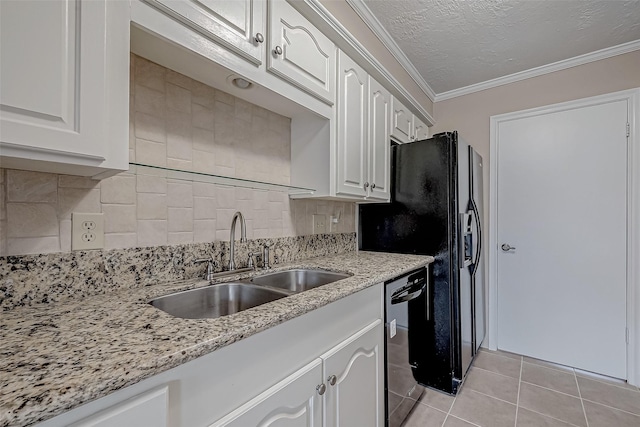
top-left (335, 51), bottom-right (390, 201)
top-left (0, 0), bottom-right (129, 177)
top-left (414, 116), bottom-right (429, 141)
top-left (148, 0), bottom-right (265, 65)
top-left (390, 96), bottom-right (430, 144)
top-left (391, 97), bottom-right (413, 144)
top-left (267, 0), bottom-right (335, 104)
top-left (336, 50), bottom-right (368, 198)
top-left (368, 77), bottom-right (391, 201)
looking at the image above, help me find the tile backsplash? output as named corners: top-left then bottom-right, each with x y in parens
top-left (0, 55), bottom-right (355, 256)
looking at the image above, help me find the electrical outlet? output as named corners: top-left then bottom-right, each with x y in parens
top-left (312, 214), bottom-right (327, 234)
top-left (72, 213), bottom-right (104, 250)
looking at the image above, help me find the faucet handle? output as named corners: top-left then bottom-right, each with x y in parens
top-left (195, 257), bottom-right (217, 281)
top-left (247, 252), bottom-right (255, 270)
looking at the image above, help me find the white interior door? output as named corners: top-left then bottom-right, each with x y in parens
top-left (496, 99), bottom-right (628, 379)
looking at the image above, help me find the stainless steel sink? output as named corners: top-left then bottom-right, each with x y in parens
top-left (149, 282), bottom-right (290, 319)
top-left (251, 269), bottom-right (351, 292)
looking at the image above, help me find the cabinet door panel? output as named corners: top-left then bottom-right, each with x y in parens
top-left (71, 387), bottom-right (168, 427)
top-left (390, 97), bottom-right (413, 144)
top-left (413, 116), bottom-right (429, 141)
top-left (150, 0), bottom-right (264, 65)
top-left (323, 320), bottom-right (384, 427)
top-left (211, 359), bottom-right (323, 427)
top-left (336, 51), bottom-right (368, 198)
top-left (368, 78), bottom-right (391, 201)
top-left (268, 0), bottom-right (334, 104)
top-left (0, 0), bottom-right (105, 159)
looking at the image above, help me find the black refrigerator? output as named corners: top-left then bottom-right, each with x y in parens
top-left (360, 131), bottom-right (485, 394)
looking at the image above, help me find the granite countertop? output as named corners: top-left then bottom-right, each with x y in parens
top-left (0, 251), bottom-right (433, 427)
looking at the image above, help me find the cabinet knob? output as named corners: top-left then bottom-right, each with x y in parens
top-left (327, 375), bottom-right (337, 386)
top-left (371, 183), bottom-right (376, 189)
top-left (254, 33), bottom-right (264, 43)
top-left (273, 45), bottom-right (283, 55)
top-left (364, 182), bottom-right (369, 189)
top-left (316, 383), bottom-right (326, 395)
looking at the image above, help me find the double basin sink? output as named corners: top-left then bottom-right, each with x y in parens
top-left (150, 269), bottom-right (351, 319)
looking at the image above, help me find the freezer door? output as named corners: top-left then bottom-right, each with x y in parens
top-left (457, 139), bottom-right (474, 377)
top-left (470, 148), bottom-right (486, 351)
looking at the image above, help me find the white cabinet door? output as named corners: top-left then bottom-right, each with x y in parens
top-left (368, 77), bottom-right (391, 201)
top-left (322, 320), bottom-right (384, 427)
top-left (413, 116), bottom-right (429, 141)
top-left (336, 50), bottom-right (368, 198)
top-left (0, 0), bottom-right (128, 176)
top-left (390, 97), bottom-right (413, 144)
top-left (149, 0), bottom-right (265, 65)
top-left (210, 359), bottom-right (323, 427)
top-left (268, 0), bottom-right (334, 104)
top-left (71, 387), bottom-right (168, 427)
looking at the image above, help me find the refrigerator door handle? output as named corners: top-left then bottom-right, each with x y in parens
top-left (470, 198), bottom-right (482, 276)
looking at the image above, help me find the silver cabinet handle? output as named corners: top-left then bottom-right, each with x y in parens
top-left (327, 375), bottom-right (337, 386)
top-left (273, 45), bottom-right (283, 55)
top-left (364, 182), bottom-right (369, 189)
top-left (316, 383), bottom-right (326, 395)
top-left (501, 243), bottom-right (516, 252)
top-left (371, 183), bottom-right (376, 189)
top-left (254, 33), bottom-right (264, 43)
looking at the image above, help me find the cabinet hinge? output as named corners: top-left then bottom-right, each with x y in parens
top-left (627, 123), bottom-right (631, 137)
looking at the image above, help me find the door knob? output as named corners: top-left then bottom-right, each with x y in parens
top-left (316, 383), bottom-right (326, 395)
top-left (501, 243), bottom-right (516, 252)
top-left (273, 45), bottom-right (283, 55)
top-left (254, 33), bottom-right (264, 43)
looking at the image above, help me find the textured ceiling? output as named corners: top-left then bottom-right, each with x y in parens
top-left (361, 0), bottom-right (640, 94)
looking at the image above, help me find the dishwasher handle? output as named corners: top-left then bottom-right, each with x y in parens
top-left (391, 280), bottom-right (426, 304)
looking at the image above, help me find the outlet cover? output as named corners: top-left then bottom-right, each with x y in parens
top-left (72, 213), bottom-right (105, 250)
top-left (312, 214), bottom-right (327, 234)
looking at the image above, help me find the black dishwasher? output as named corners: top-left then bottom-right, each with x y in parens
top-left (385, 267), bottom-right (428, 426)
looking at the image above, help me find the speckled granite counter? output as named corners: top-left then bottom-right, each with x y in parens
top-left (0, 251), bottom-right (433, 427)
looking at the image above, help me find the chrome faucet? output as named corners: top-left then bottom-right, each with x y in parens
top-left (228, 211), bottom-right (247, 270)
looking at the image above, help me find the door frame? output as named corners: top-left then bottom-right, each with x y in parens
top-left (488, 88), bottom-right (640, 385)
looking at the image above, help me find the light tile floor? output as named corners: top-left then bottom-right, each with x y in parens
top-left (403, 348), bottom-right (640, 427)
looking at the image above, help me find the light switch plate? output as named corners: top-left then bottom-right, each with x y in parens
top-left (72, 213), bottom-right (104, 250)
top-left (312, 214), bottom-right (327, 234)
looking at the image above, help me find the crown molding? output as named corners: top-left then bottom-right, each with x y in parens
top-left (299, 0), bottom-right (435, 125)
top-left (435, 39), bottom-right (640, 102)
top-left (345, 0), bottom-right (437, 102)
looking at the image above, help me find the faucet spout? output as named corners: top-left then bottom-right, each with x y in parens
top-left (228, 211), bottom-right (247, 270)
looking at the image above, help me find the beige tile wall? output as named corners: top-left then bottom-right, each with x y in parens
top-left (0, 55), bottom-right (355, 256)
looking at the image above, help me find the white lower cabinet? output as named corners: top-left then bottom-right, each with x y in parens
top-left (35, 285), bottom-right (383, 427)
top-left (210, 359), bottom-right (323, 427)
top-left (70, 387), bottom-right (168, 427)
top-left (323, 320), bottom-right (384, 427)
top-left (211, 320), bottom-right (383, 427)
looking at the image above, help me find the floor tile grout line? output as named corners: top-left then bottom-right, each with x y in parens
top-left (514, 356), bottom-right (523, 426)
top-left (581, 398), bottom-right (640, 417)
top-left (447, 414), bottom-right (482, 427)
top-left (471, 365), bottom-right (521, 380)
top-left (574, 368), bottom-right (589, 427)
top-left (516, 406), bottom-right (585, 427)
top-left (440, 389), bottom-right (459, 427)
top-left (463, 387), bottom-right (517, 406)
top-left (520, 380), bottom-right (582, 399)
top-left (574, 373), bottom-right (640, 392)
